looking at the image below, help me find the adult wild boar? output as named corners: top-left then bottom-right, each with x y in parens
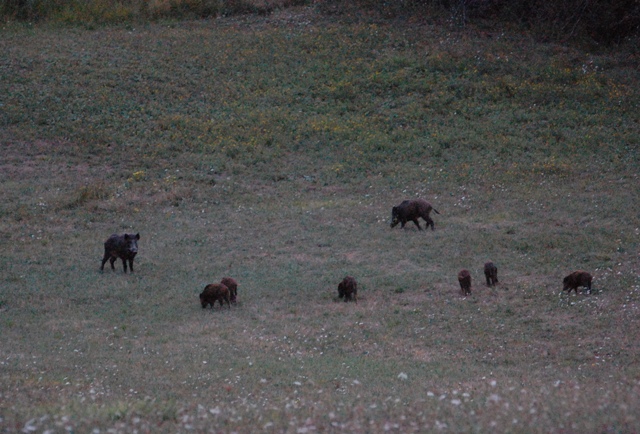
top-left (484, 262), bottom-right (498, 287)
top-left (100, 233), bottom-right (140, 273)
top-left (220, 277), bottom-right (238, 304)
top-left (563, 271), bottom-right (593, 294)
top-left (200, 283), bottom-right (231, 309)
top-left (390, 199), bottom-right (440, 231)
top-left (458, 269), bottom-right (471, 296)
top-left (338, 276), bottom-right (358, 303)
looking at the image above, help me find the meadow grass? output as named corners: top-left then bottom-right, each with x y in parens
top-left (1, 6), bottom-right (640, 432)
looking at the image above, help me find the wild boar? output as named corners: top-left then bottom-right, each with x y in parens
top-left (200, 283), bottom-right (231, 309)
top-left (220, 277), bottom-right (238, 304)
top-left (390, 199), bottom-right (440, 231)
top-left (563, 271), bottom-right (593, 294)
top-left (338, 276), bottom-right (358, 303)
top-left (458, 269), bottom-right (471, 296)
top-left (484, 262), bottom-right (498, 287)
top-left (100, 233), bottom-right (140, 273)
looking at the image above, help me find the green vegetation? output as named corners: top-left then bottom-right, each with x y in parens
top-left (1, 4), bottom-right (639, 432)
top-left (0, 0), bottom-right (294, 24)
top-left (2, 0), bottom-right (638, 44)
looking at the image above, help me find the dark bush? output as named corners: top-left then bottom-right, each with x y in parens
top-left (470, 0), bottom-right (640, 44)
top-left (1, 0), bottom-right (48, 21)
top-left (316, 0), bottom-right (640, 44)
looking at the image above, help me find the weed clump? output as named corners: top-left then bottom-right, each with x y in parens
top-left (67, 182), bottom-right (111, 209)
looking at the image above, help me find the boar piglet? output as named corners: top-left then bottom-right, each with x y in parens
top-left (200, 283), bottom-right (231, 309)
top-left (338, 276), bottom-right (358, 303)
top-left (220, 277), bottom-right (238, 304)
top-left (484, 262), bottom-right (498, 287)
top-left (458, 269), bottom-right (471, 296)
top-left (563, 271), bottom-right (592, 294)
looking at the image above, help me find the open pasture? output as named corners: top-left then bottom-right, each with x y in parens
top-left (1, 7), bottom-right (639, 432)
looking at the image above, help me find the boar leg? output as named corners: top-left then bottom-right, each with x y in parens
top-left (411, 218), bottom-right (422, 230)
top-left (426, 217), bottom-right (435, 230)
top-left (100, 255), bottom-right (109, 271)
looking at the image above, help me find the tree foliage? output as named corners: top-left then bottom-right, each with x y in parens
top-left (1, 0), bottom-right (638, 45)
top-left (323, 0), bottom-right (640, 45)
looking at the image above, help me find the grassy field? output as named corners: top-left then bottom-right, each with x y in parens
top-left (1, 6), bottom-right (640, 432)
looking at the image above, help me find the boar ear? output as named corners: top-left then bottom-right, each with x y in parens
top-left (135, 233), bottom-right (140, 240)
top-left (124, 234), bottom-right (131, 240)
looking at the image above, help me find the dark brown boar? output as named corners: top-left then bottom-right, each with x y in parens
top-left (220, 277), bottom-right (238, 304)
top-left (484, 262), bottom-right (498, 287)
top-left (200, 283), bottom-right (231, 309)
top-left (338, 276), bottom-right (358, 303)
top-left (390, 199), bottom-right (440, 231)
top-left (100, 233), bottom-right (140, 273)
top-left (458, 269), bottom-right (471, 296)
top-left (563, 271), bottom-right (593, 294)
